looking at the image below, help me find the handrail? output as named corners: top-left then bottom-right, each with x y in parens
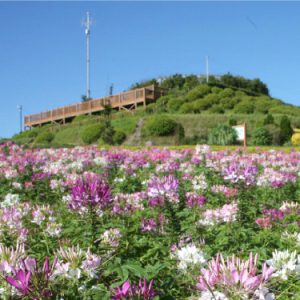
top-left (25, 85), bottom-right (158, 126)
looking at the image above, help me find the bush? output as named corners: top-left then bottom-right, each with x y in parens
top-left (255, 97), bottom-right (272, 114)
top-left (143, 116), bottom-right (178, 136)
top-left (252, 127), bottom-right (272, 146)
top-left (208, 105), bottom-right (225, 114)
top-left (208, 124), bottom-right (237, 145)
top-left (81, 123), bottom-right (104, 145)
top-left (229, 118), bottom-right (237, 126)
top-left (13, 129), bottom-right (39, 143)
top-left (102, 123), bottom-right (116, 145)
top-left (179, 102), bottom-right (195, 114)
top-left (234, 100), bottom-right (255, 114)
top-left (34, 132), bottom-right (55, 144)
top-left (167, 98), bottom-right (186, 113)
top-left (113, 131), bottom-right (126, 145)
top-left (279, 115), bottom-right (293, 144)
top-left (264, 124), bottom-right (281, 146)
top-left (145, 103), bottom-right (157, 114)
top-left (263, 114), bottom-right (274, 125)
top-left (218, 88), bottom-right (235, 98)
top-left (187, 84), bottom-right (211, 101)
top-left (193, 98), bottom-right (213, 112)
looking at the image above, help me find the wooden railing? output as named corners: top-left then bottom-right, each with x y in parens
top-left (25, 85), bottom-right (158, 127)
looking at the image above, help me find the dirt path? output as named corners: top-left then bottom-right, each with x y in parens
top-left (124, 118), bottom-right (144, 146)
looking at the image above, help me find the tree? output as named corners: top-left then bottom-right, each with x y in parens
top-left (81, 95), bottom-right (92, 102)
top-left (252, 127), bottom-right (272, 146)
top-left (279, 115), bottom-right (293, 144)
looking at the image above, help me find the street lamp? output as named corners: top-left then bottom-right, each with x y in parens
top-left (17, 105), bottom-right (23, 133)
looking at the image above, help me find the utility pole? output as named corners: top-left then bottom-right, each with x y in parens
top-left (17, 105), bottom-right (23, 133)
top-left (84, 12), bottom-right (92, 99)
top-left (205, 55), bottom-right (209, 83)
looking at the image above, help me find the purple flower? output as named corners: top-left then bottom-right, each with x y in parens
top-left (112, 279), bottom-right (158, 300)
top-left (69, 174), bottom-right (111, 212)
top-left (141, 218), bottom-right (157, 233)
top-left (185, 192), bottom-right (206, 208)
top-left (6, 269), bottom-right (31, 296)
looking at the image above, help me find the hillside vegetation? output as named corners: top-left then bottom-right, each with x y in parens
top-left (12, 73), bottom-right (300, 147)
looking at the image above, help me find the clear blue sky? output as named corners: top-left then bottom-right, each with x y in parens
top-left (1, 2), bottom-right (300, 137)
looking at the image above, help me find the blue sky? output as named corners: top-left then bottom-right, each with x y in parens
top-left (1, 1), bottom-right (300, 137)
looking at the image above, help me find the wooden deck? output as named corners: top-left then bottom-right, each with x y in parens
top-left (24, 85), bottom-right (161, 127)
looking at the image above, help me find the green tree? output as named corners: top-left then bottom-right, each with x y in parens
top-left (252, 127), bottom-right (272, 145)
top-left (279, 115), bottom-right (293, 144)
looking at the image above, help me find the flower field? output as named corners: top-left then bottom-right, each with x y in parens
top-left (0, 142), bottom-right (299, 299)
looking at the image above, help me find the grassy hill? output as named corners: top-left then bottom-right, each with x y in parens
top-left (12, 74), bottom-right (300, 147)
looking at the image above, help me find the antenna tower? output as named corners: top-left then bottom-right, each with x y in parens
top-left (83, 12), bottom-right (92, 99)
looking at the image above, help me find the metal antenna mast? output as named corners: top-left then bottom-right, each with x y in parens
top-left (84, 12), bottom-right (92, 99)
top-left (17, 105), bottom-right (23, 133)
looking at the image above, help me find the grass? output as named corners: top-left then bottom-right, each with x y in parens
top-left (12, 110), bottom-right (300, 147)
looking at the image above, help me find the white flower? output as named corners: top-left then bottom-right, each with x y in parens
top-left (192, 174), bottom-right (208, 191)
top-left (195, 144), bottom-right (210, 155)
top-left (254, 286), bottom-right (275, 300)
top-left (94, 157), bottom-right (108, 167)
top-left (174, 244), bottom-right (206, 271)
top-left (1, 193), bottom-right (20, 208)
top-left (282, 231), bottom-right (300, 246)
top-left (199, 291), bottom-right (228, 300)
top-left (267, 249), bottom-right (300, 280)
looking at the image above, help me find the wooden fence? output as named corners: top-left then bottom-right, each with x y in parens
top-left (25, 85), bottom-right (160, 127)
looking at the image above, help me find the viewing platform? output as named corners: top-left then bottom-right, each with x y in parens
top-left (24, 85), bottom-right (162, 127)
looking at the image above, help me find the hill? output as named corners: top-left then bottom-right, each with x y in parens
top-left (12, 73), bottom-right (300, 147)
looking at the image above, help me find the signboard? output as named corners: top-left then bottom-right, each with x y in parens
top-left (232, 123), bottom-right (247, 147)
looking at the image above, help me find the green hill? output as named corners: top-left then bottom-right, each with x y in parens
top-left (12, 73), bottom-right (300, 147)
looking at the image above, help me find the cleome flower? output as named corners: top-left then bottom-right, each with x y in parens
top-left (197, 253), bottom-right (274, 299)
top-left (266, 249), bottom-right (300, 280)
top-left (172, 243), bottom-right (206, 271)
top-left (111, 279), bottom-right (158, 300)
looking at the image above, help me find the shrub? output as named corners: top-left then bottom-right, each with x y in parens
top-left (263, 114), bottom-right (274, 125)
top-left (187, 84), bottom-right (211, 101)
top-left (167, 98), bottom-right (186, 113)
top-left (252, 127), bottom-right (272, 146)
top-left (265, 124), bottom-right (281, 146)
top-left (113, 131), bottom-right (126, 145)
top-left (218, 88), bottom-right (235, 98)
top-left (220, 97), bottom-right (238, 110)
top-left (208, 124), bottom-right (237, 145)
top-left (13, 129), bottom-right (39, 142)
top-left (179, 102), bottom-right (195, 114)
top-left (102, 123), bottom-right (116, 145)
top-left (193, 98), bottom-right (213, 112)
top-left (279, 115), bottom-right (293, 144)
top-left (255, 96), bottom-right (272, 114)
top-left (143, 116), bottom-right (178, 136)
top-left (229, 118), bottom-right (237, 126)
top-left (34, 132), bottom-right (55, 144)
top-left (81, 123), bottom-right (104, 145)
top-left (208, 105), bottom-right (225, 114)
top-left (234, 100), bottom-right (255, 114)
top-left (145, 103), bottom-right (157, 114)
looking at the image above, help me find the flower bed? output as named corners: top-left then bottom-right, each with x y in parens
top-left (0, 142), bottom-right (299, 299)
